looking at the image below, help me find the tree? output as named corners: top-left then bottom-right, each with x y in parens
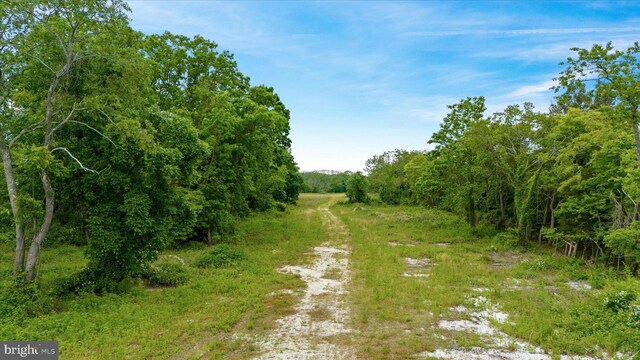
top-left (428, 97), bottom-right (487, 227)
top-left (1, 0), bottom-right (131, 281)
top-left (346, 172), bottom-right (369, 203)
top-left (555, 42), bottom-right (640, 166)
top-left (489, 104), bottom-right (546, 242)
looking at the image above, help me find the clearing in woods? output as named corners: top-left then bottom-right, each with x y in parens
top-left (251, 194), bottom-right (637, 359)
top-left (1, 194), bottom-right (637, 359)
top-left (252, 195), bottom-right (356, 359)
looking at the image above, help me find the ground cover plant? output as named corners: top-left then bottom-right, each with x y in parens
top-left (333, 200), bottom-right (640, 359)
top-left (0, 195), bottom-right (327, 359)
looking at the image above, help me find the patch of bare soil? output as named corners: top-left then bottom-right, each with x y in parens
top-left (418, 296), bottom-right (549, 359)
top-left (417, 296), bottom-right (601, 360)
top-left (252, 201), bottom-right (355, 359)
top-left (402, 257), bottom-right (434, 278)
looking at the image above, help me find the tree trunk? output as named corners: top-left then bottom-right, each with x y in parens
top-left (25, 170), bottom-right (54, 281)
top-left (2, 145), bottom-right (26, 274)
top-left (498, 182), bottom-right (506, 229)
top-left (538, 196), bottom-right (550, 244)
top-left (633, 110), bottom-right (640, 167)
top-left (468, 186), bottom-right (476, 228)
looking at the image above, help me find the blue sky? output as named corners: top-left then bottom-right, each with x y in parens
top-left (127, 1), bottom-right (640, 172)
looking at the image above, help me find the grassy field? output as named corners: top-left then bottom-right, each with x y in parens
top-left (335, 201), bottom-right (640, 359)
top-left (1, 193), bottom-right (639, 359)
top-left (0, 194), bottom-right (330, 359)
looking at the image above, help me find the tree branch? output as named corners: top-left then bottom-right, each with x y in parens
top-left (25, 52), bottom-right (55, 74)
top-left (96, 107), bottom-right (115, 124)
top-left (50, 147), bottom-right (98, 173)
top-left (9, 123), bottom-right (43, 148)
top-left (51, 105), bottom-right (85, 134)
top-left (67, 120), bottom-right (118, 147)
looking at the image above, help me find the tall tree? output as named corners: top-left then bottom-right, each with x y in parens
top-left (1, 0), bottom-right (131, 280)
top-left (429, 97), bottom-right (486, 227)
top-left (555, 42), bottom-right (640, 166)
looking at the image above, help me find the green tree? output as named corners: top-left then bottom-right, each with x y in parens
top-left (1, 0), bottom-right (132, 281)
top-left (555, 42), bottom-right (640, 166)
top-left (346, 171), bottom-right (369, 203)
top-left (428, 97), bottom-right (487, 227)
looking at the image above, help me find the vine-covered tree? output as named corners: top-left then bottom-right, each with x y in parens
top-left (0, 0), bottom-right (302, 287)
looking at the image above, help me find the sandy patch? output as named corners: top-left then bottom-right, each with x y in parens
top-left (253, 201), bottom-right (355, 359)
top-left (418, 296), bottom-right (547, 359)
top-left (567, 281), bottom-right (592, 291)
top-left (388, 241), bottom-right (415, 247)
top-left (402, 257), bottom-right (434, 278)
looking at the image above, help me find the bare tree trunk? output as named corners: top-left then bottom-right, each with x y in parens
top-left (633, 110), bottom-right (640, 167)
top-left (23, 56), bottom-right (67, 281)
top-left (2, 145), bottom-right (26, 274)
top-left (538, 196), bottom-right (549, 244)
top-left (25, 170), bottom-right (54, 281)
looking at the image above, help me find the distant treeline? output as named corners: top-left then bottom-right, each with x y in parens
top-left (366, 42), bottom-right (640, 273)
top-left (301, 171), bottom-right (352, 193)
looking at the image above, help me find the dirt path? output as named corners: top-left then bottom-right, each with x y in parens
top-left (253, 197), bottom-right (356, 359)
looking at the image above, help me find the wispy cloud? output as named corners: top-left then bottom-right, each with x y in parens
top-left (127, 0), bottom-right (640, 171)
top-left (407, 26), bottom-right (640, 37)
top-left (508, 79), bottom-right (557, 98)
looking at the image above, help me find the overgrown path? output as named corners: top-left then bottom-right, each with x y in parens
top-left (254, 195), bottom-right (356, 359)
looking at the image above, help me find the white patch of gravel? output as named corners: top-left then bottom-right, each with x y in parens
top-left (253, 203), bottom-right (355, 359)
top-left (402, 257), bottom-right (433, 278)
top-left (418, 296), bottom-right (547, 359)
top-left (419, 295), bottom-right (605, 360)
top-left (404, 257), bottom-right (432, 267)
top-left (567, 281), bottom-right (592, 291)
top-left (472, 287), bottom-right (490, 292)
top-left (388, 241), bottom-right (415, 247)
top-left (402, 272), bottom-right (430, 278)
top-left (422, 348), bottom-right (550, 360)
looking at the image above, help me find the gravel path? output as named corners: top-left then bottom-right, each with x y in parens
top-left (254, 199), bottom-right (355, 359)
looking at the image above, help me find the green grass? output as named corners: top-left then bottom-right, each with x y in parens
top-left (1, 194), bottom-right (638, 359)
top-left (0, 194), bottom-right (328, 359)
top-left (334, 201), bottom-right (640, 359)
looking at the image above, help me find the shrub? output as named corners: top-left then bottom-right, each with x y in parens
top-left (54, 267), bottom-right (135, 295)
top-left (346, 172), bottom-right (370, 204)
top-left (143, 263), bottom-right (189, 287)
top-left (604, 290), bottom-right (636, 313)
top-left (195, 244), bottom-right (245, 269)
top-left (492, 229), bottom-right (518, 249)
top-left (0, 278), bottom-right (51, 323)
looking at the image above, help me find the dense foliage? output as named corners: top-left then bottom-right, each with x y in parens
top-left (0, 1), bottom-right (301, 288)
top-left (366, 42), bottom-right (640, 273)
top-left (346, 171), bottom-right (370, 204)
top-left (300, 171), bottom-right (351, 193)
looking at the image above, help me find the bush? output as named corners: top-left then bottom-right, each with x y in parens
top-left (346, 172), bottom-right (370, 203)
top-left (0, 278), bottom-right (51, 323)
top-left (492, 229), bottom-right (518, 249)
top-left (54, 268), bottom-right (135, 295)
top-left (142, 262), bottom-right (189, 287)
top-left (195, 244), bottom-right (245, 269)
top-left (604, 290), bottom-right (636, 313)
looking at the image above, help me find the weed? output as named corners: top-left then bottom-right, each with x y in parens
top-left (142, 263), bottom-right (189, 287)
top-left (195, 244), bottom-right (245, 269)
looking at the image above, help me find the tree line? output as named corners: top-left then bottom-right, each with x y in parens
top-left (0, 0), bottom-right (302, 289)
top-left (300, 171), bottom-right (351, 193)
top-left (366, 42), bottom-right (640, 273)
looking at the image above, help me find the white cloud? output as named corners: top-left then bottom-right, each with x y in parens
top-left (407, 26), bottom-right (640, 37)
top-left (507, 79), bottom-right (557, 98)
